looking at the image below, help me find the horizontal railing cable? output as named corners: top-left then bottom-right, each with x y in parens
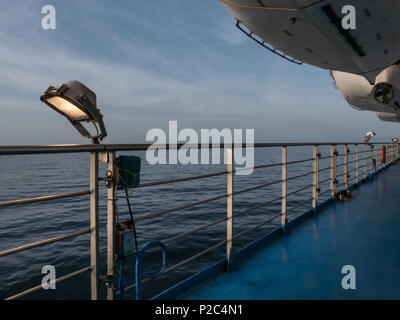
top-left (233, 195), bottom-right (283, 217)
top-left (286, 158), bottom-right (313, 165)
top-left (319, 166), bottom-right (331, 173)
top-left (286, 184), bottom-right (313, 197)
top-left (236, 162), bottom-right (282, 172)
top-left (0, 190), bottom-right (90, 208)
top-left (162, 194), bottom-right (283, 244)
top-left (0, 228), bottom-right (91, 257)
top-left (233, 179), bottom-right (282, 196)
top-left (137, 171), bottom-right (228, 188)
top-left (232, 212), bottom-right (282, 241)
top-left (319, 189), bottom-right (332, 196)
top-left (319, 177), bottom-right (331, 184)
top-left (135, 194), bottom-right (228, 222)
top-left (6, 267), bottom-right (91, 300)
top-left (287, 197), bottom-right (313, 214)
top-left (286, 171), bottom-right (313, 182)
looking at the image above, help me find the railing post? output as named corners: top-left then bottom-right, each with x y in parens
top-left (226, 148), bottom-right (234, 267)
top-left (385, 143), bottom-right (388, 164)
top-left (344, 144), bottom-right (349, 189)
top-left (375, 143), bottom-right (379, 169)
top-left (364, 144), bottom-right (367, 178)
top-left (390, 143), bottom-right (393, 163)
top-left (377, 143), bottom-right (380, 169)
top-left (312, 145), bottom-right (319, 213)
top-left (355, 144), bottom-right (359, 183)
top-left (106, 151), bottom-right (116, 300)
top-left (281, 146), bottom-right (287, 232)
top-left (330, 145), bottom-right (337, 197)
top-left (392, 142), bottom-right (395, 162)
top-left (377, 143), bottom-right (379, 169)
top-left (369, 144), bottom-right (373, 173)
top-left (89, 152), bottom-right (99, 300)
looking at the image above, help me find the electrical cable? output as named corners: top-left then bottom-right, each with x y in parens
top-left (114, 159), bottom-right (140, 300)
top-left (118, 260), bottom-right (126, 300)
top-left (125, 188), bottom-right (139, 255)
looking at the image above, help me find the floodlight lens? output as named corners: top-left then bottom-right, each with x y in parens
top-left (46, 96), bottom-right (89, 121)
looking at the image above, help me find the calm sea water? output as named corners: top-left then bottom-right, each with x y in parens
top-left (0, 146), bottom-right (356, 299)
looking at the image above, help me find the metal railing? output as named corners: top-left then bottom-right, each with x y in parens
top-left (0, 142), bottom-right (399, 300)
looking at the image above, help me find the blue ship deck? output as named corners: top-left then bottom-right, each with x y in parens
top-left (182, 163), bottom-right (400, 300)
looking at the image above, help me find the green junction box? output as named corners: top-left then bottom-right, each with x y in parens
top-left (116, 155), bottom-right (141, 189)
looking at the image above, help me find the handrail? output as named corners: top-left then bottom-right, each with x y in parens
top-left (6, 266), bottom-right (91, 300)
top-left (233, 179), bottom-right (282, 196)
top-left (232, 212), bottom-right (282, 240)
top-left (287, 158), bottom-right (313, 165)
top-left (0, 228), bottom-right (91, 257)
top-left (234, 195), bottom-right (283, 217)
top-left (236, 162), bottom-right (282, 172)
top-left (135, 241), bottom-right (167, 300)
top-left (125, 211), bottom-right (285, 295)
top-left (135, 193), bottom-right (228, 222)
top-left (163, 216), bottom-right (228, 244)
top-left (137, 170), bottom-right (228, 188)
top-left (163, 193), bottom-right (283, 244)
top-left (286, 171), bottom-right (313, 182)
top-left (0, 190), bottom-right (90, 208)
top-left (0, 142), bottom-right (389, 155)
top-left (319, 189), bottom-right (332, 196)
top-left (319, 177), bottom-right (331, 184)
top-left (1, 141), bottom-right (398, 300)
top-left (287, 184), bottom-right (313, 197)
top-left (287, 197), bottom-right (313, 214)
top-left (160, 194), bottom-right (284, 245)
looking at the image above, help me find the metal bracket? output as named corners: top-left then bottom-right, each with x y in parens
top-left (104, 170), bottom-right (114, 189)
top-left (99, 274), bottom-right (114, 287)
top-left (99, 152), bottom-right (109, 163)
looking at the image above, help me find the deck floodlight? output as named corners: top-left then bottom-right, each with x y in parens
top-left (40, 80), bottom-right (107, 143)
top-left (392, 137), bottom-right (399, 142)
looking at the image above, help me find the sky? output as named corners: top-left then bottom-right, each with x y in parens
top-left (0, 0), bottom-right (399, 145)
